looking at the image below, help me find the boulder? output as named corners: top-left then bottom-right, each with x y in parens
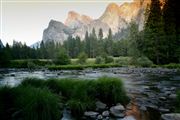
top-left (161, 113), bottom-right (180, 120)
top-left (110, 104), bottom-right (125, 118)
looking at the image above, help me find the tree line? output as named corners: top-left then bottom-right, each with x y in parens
top-left (0, 0), bottom-right (179, 66)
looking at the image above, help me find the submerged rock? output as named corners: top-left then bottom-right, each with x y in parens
top-left (161, 113), bottom-right (180, 120)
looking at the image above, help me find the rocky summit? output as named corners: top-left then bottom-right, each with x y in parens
top-left (42, 0), bottom-right (164, 43)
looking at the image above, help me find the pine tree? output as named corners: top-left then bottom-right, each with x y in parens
top-left (163, 0), bottom-right (179, 63)
top-left (106, 28), bottom-right (113, 55)
top-left (143, 0), bottom-right (166, 64)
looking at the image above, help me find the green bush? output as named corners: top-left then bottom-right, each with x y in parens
top-left (115, 57), bottom-right (129, 65)
top-left (163, 63), bottom-right (180, 69)
top-left (77, 52), bottom-right (88, 64)
top-left (137, 56), bottom-right (153, 67)
top-left (53, 50), bottom-right (70, 65)
top-left (105, 56), bottom-right (114, 63)
top-left (95, 56), bottom-right (105, 64)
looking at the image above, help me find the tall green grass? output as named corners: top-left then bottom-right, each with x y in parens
top-left (0, 85), bottom-right (62, 120)
top-left (0, 77), bottom-right (129, 119)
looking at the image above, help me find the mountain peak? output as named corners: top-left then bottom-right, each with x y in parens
top-left (67, 11), bottom-right (80, 20)
top-left (106, 3), bottom-right (119, 13)
top-left (64, 11), bottom-right (92, 29)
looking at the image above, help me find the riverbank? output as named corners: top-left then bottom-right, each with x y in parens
top-left (0, 77), bottom-right (129, 120)
top-left (2, 59), bottom-right (180, 70)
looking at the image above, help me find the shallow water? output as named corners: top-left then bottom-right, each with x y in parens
top-left (0, 67), bottom-right (180, 119)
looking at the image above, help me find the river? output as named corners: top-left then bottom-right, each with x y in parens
top-left (0, 67), bottom-right (180, 119)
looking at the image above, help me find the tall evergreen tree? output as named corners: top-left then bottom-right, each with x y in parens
top-left (163, 0), bottom-right (179, 63)
top-left (143, 0), bottom-right (166, 64)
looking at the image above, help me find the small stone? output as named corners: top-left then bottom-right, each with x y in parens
top-left (161, 113), bottom-right (180, 120)
top-left (102, 111), bottom-right (109, 117)
top-left (159, 97), bottom-right (166, 101)
top-left (84, 111), bottom-right (99, 119)
top-left (97, 115), bottom-right (103, 120)
top-left (159, 108), bottom-right (170, 113)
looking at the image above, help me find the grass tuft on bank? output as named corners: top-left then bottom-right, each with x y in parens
top-left (0, 77), bottom-right (129, 119)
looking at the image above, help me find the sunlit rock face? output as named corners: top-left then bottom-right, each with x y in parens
top-left (42, 0), bottom-right (164, 43)
top-left (64, 11), bottom-right (93, 29)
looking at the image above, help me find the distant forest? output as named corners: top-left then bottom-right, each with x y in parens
top-left (0, 0), bottom-right (179, 65)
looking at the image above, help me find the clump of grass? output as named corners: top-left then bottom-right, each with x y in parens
top-left (163, 63), bottom-right (180, 69)
top-left (0, 85), bottom-right (63, 120)
top-left (48, 65), bottom-right (84, 70)
top-left (0, 77), bottom-right (129, 119)
top-left (21, 78), bottom-right (45, 88)
top-left (13, 86), bottom-right (63, 120)
top-left (67, 99), bottom-right (95, 118)
top-left (0, 86), bottom-right (15, 120)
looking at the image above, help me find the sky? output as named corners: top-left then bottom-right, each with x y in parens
top-left (0, 0), bottom-right (133, 46)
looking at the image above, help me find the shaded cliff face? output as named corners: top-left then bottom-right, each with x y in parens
top-left (42, 0), bottom-right (164, 43)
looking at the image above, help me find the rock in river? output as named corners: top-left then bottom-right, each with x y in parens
top-left (96, 101), bottom-right (107, 111)
top-left (84, 111), bottom-right (99, 119)
top-left (110, 104), bottom-right (125, 118)
top-left (161, 113), bottom-right (180, 120)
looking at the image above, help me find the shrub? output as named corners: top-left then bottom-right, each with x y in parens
top-left (115, 57), bottom-right (129, 65)
top-left (163, 63), bottom-right (180, 69)
top-left (104, 56), bottom-right (114, 63)
top-left (27, 61), bottom-right (37, 70)
top-left (137, 56), bottom-right (153, 67)
top-left (95, 56), bottom-right (105, 64)
top-left (53, 50), bottom-right (70, 65)
top-left (77, 52), bottom-right (88, 64)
